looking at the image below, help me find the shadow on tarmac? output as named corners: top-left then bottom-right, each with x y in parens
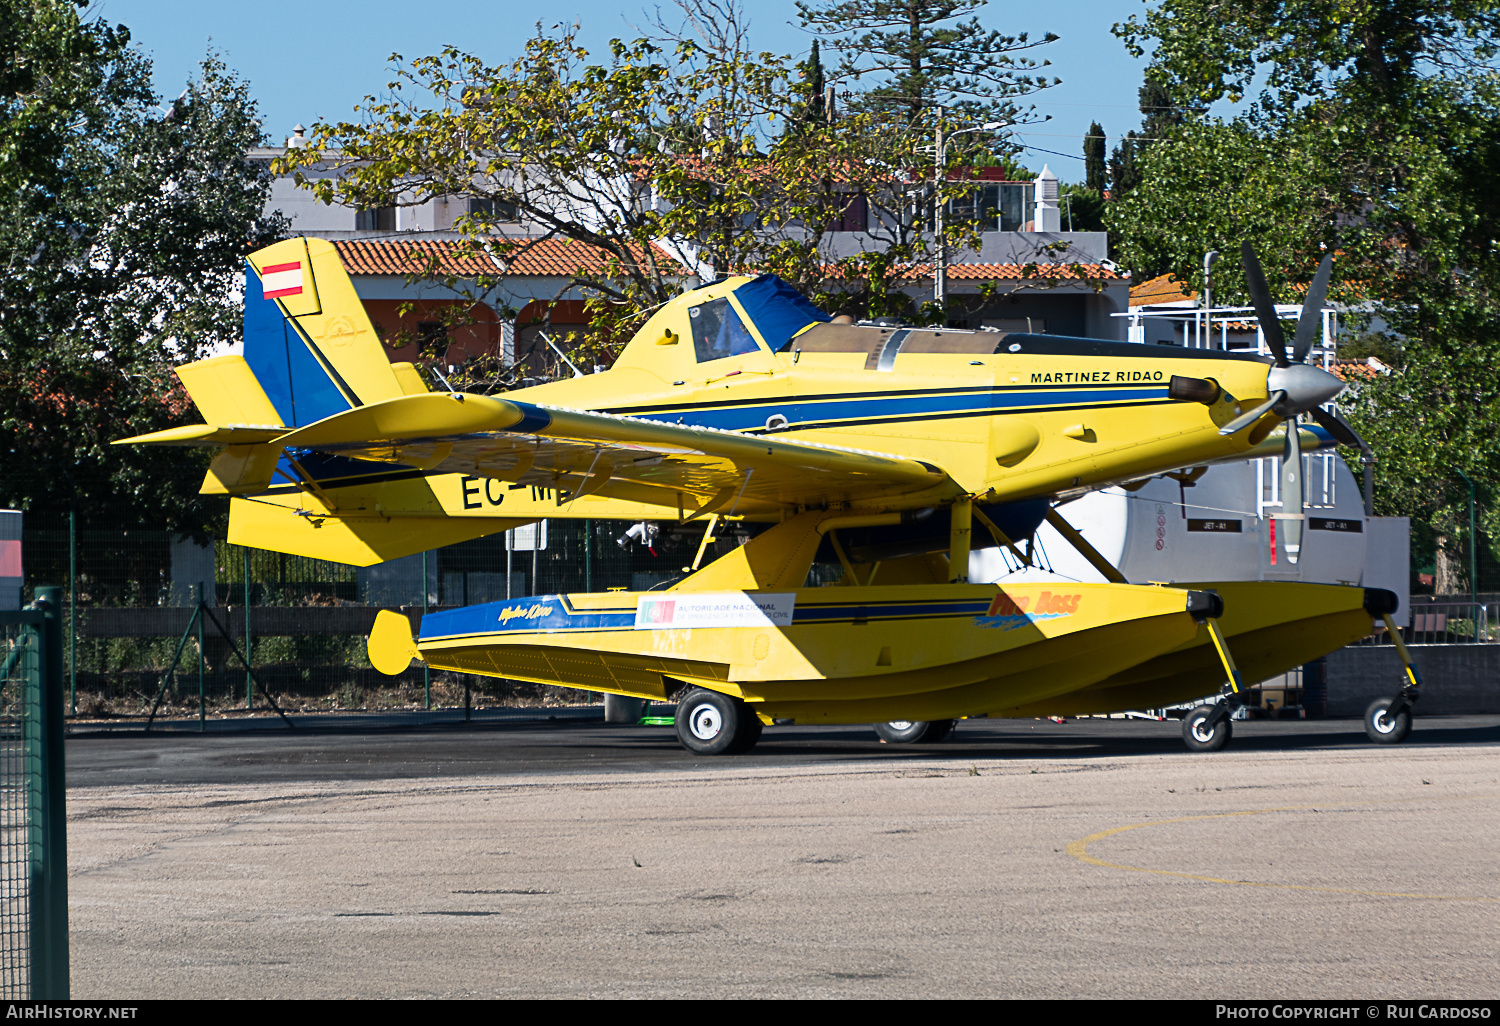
top-left (64, 713), bottom-right (1500, 788)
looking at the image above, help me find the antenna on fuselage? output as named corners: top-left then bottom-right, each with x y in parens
top-left (539, 331), bottom-right (587, 379)
top-left (429, 363), bottom-right (458, 394)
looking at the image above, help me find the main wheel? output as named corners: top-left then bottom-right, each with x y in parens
top-left (1364, 697), bottom-right (1412, 744)
top-left (1182, 705), bottom-right (1232, 753)
top-left (873, 719), bottom-right (956, 744)
top-left (729, 711), bottom-right (764, 754)
top-left (674, 688), bottom-right (751, 755)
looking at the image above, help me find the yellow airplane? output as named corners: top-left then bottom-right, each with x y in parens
top-left (122, 238), bottom-right (1420, 754)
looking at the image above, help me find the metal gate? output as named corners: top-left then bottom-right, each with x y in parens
top-left (0, 586), bottom-right (69, 999)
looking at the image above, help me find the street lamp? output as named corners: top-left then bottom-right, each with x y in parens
top-left (934, 120), bottom-right (1007, 311)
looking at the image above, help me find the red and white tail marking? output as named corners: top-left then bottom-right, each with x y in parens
top-left (261, 261), bottom-right (304, 298)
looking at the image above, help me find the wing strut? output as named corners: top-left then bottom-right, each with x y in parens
top-left (1043, 509), bottom-right (1127, 584)
top-left (973, 506), bottom-right (1032, 567)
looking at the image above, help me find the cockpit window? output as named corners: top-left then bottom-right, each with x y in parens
top-left (689, 298), bottom-right (761, 362)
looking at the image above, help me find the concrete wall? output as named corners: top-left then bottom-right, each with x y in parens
top-left (1327, 644), bottom-right (1500, 716)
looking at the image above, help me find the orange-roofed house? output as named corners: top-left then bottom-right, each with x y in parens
top-left (249, 132), bottom-right (1132, 380)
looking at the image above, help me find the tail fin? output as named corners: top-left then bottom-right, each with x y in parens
top-left (156, 238), bottom-right (436, 494)
top-left (242, 237), bottom-right (427, 426)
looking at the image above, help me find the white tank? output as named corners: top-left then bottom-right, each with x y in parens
top-left (971, 453), bottom-right (1410, 621)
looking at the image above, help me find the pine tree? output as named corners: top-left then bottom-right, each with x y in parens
top-left (795, 0), bottom-right (1058, 127)
top-left (787, 39), bottom-right (827, 135)
top-left (1083, 120), bottom-right (1106, 193)
top-left (1109, 78), bottom-right (1198, 199)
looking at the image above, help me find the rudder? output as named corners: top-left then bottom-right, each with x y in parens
top-left (243, 238), bottom-right (418, 427)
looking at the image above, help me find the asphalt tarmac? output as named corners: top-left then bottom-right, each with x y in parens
top-left (64, 715), bottom-right (1500, 999)
top-left (66, 713), bottom-right (1500, 786)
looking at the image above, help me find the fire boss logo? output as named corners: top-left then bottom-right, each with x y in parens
top-left (498, 603), bottom-right (555, 624)
top-left (986, 591), bottom-right (1081, 617)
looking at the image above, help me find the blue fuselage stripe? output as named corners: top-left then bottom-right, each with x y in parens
top-left (618, 386), bottom-right (1167, 432)
top-left (419, 594), bottom-right (998, 641)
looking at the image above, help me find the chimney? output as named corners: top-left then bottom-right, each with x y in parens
top-left (285, 125), bottom-right (308, 149)
top-left (1032, 164), bottom-right (1060, 232)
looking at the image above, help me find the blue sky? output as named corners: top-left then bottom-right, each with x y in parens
top-left (95, 0), bottom-right (1157, 183)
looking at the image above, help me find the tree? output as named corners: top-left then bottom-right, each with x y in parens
top-left (1107, 78), bottom-right (1200, 205)
top-left (1109, 0), bottom-right (1500, 592)
top-left (786, 38), bottom-right (828, 135)
top-left (1058, 183), bottom-right (1104, 233)
top-left (1083, 120), bottom-right (1105, 193)
top-left (0, 2), bottom-right (287, 532)
top-left (796, 0), bottom-right (1058, 131)
top-left (282, 1), bottom-right (1026, 376)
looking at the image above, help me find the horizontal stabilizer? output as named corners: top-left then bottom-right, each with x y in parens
top-left (114, 424), bottom-right (285, 447)
top-left (203, 445), bottom-right (284, 495)
top-left (175, 355), bottom-right (284, 429)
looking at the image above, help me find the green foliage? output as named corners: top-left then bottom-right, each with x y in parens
top-left (1338, 331), bottom-right (1405, 370)
top-left (1083, 121), bottom-right (1105, 193)
top-left (280, 9), bottom-right (1006, 370)
top-left (796, 0), bottom-right (1058, 129)
top-left (785, 38), bottom-right (828, 136)
top-left (1107, 78), bottom-right (1201, 202)
top-left (1058, 184), bottom-right (1105, 233)
top-left (1108, 0), bottom-right (1500, 579)
top-left (0, 3), bottom-right (286, 532)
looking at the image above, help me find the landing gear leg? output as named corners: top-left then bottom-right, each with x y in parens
top-left (1183, 615), bottom-right (1244, 754)
top-left (1366, 612), bottom-right (1421, 744)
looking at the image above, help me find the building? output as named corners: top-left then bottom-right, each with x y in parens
top-left (252, 130), bottom-right (1132, 381)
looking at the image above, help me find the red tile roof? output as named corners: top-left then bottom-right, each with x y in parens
top-left (334, 238), bottom-right (683, 278)
top-left (1331, 357), bottom-right (1391, 382)
top-left (1129, 272), bottom-right (1197, 307)
top-left (840, 261), bottom-right (1121, 282)
top-left (942, 262), bottom-right (1122, 281)
top-left (816, 260), bottom-right (1122, 283)
top-left (334, 239), bottom-right (1121, 288)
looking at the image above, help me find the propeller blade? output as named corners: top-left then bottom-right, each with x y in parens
top-left (1218, 391), bottom-right (1286, 436)
top-left (1292, 254), bottom-right (1334, 363)
top-left (1241, 241), bottom-right (1289, 367)
top-left (1281, 417), bottom-right (1303, 564)
top-left (1309, 405), bottom-right (1364, 449)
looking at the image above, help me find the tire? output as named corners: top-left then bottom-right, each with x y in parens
top-left (1182, 705), bottom-right (1232, 753)
top-left (1364, 697), bottom-right (1412, 744)
top-left (728, 711), bottom-right (764, 754)
top-left (674, 688), bottom-right (747, 755)
top-left (873, 719), bottom-right (956, 744)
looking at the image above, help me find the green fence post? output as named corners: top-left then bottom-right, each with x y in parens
top-left (30, 586), bottom-right (69, 1000)
top-left (244, 550), bottom-right (252, 710)
top-left (67, 512), bottom-right (75, 717)
top-left (1456, 469), bottom-right (1480, 641)
top-left (197, 582), bottom-right (206, 732)
top-left (422, 550), bottom-right (430, 711)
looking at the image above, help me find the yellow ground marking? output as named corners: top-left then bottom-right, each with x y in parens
top-left (1065, 797), bottom-right (1500, 902)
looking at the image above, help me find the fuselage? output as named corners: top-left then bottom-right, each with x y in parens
top-left (514, 283), bottom-right (1280, 511)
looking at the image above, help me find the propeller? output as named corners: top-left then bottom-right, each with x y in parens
top-left (1308, 405), bottom-right (1362, 448)
top-left (1221, 243), bottom-right (1358, 564)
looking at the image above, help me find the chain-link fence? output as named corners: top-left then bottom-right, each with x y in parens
top-left (0, 592), bottom-right (68, 999)
top-left (0, 618), bottom-right (32, 997)
top-left (21, 518), bottom-right (758, 725)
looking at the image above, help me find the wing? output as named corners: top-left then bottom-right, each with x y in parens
top-left (125, 391), bottom-right (961, 516)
